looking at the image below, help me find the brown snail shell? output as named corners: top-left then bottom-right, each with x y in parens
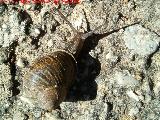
top-left (20, 9), bottom-right (106, 111)
top-left (22, 50), bottom-right (76, 110)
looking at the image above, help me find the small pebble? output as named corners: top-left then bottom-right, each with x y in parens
top-left (35, 28), bottom-right (41, 35)
top-left (126, 90), bottom-right (139, 101)
top-left (33, 108), bottom-right (42, 118)
top-left (115, 70), bottom-right (140, 87)
top-left (129, 107), bottom-right (139, 116)
top-left (106, 51), bottom-right (118, 63)
top-left (2, 24), bottom-right (8, 31)
top-left (47, 39), bottom-right (54, 47)
top-left (16, 58), bottom-right (25, 68)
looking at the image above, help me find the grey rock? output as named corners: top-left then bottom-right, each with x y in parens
top-left (114, 70), bottom-right (140, 87)
top-left (124, 24), bottom-right (160, 56)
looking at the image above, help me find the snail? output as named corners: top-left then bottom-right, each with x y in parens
top-left (20, 9), bottom-right (106, 111)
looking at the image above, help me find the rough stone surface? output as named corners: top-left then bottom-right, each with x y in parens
top-left (124, 24), bottom-right (160, 56)
top-left (0, 64), bottom-right (12, 116)
top-left (0, 0), bottom-right (160, 120)
top-left (0, 47), bottom-right (9, 64)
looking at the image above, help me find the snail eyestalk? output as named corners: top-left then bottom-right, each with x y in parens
top-left (57, 9), bottom-right (107, 57)
top-left (56, 9), bottom-right (79, 35)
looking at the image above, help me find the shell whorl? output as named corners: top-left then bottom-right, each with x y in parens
top-left (22, 50), bottom-right (77, 110)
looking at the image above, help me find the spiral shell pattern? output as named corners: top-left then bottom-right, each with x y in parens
top-left (22, 50), bottom-right (76, 110)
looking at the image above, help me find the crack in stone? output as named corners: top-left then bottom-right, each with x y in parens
top-left (8, 41), bottom-right (20, 98)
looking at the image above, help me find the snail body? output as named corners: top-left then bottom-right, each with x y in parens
top-left (21, 9), bottom-right (105, 110)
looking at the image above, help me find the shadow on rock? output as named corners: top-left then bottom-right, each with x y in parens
top-left (66, 33), bottom-right (102, 102)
